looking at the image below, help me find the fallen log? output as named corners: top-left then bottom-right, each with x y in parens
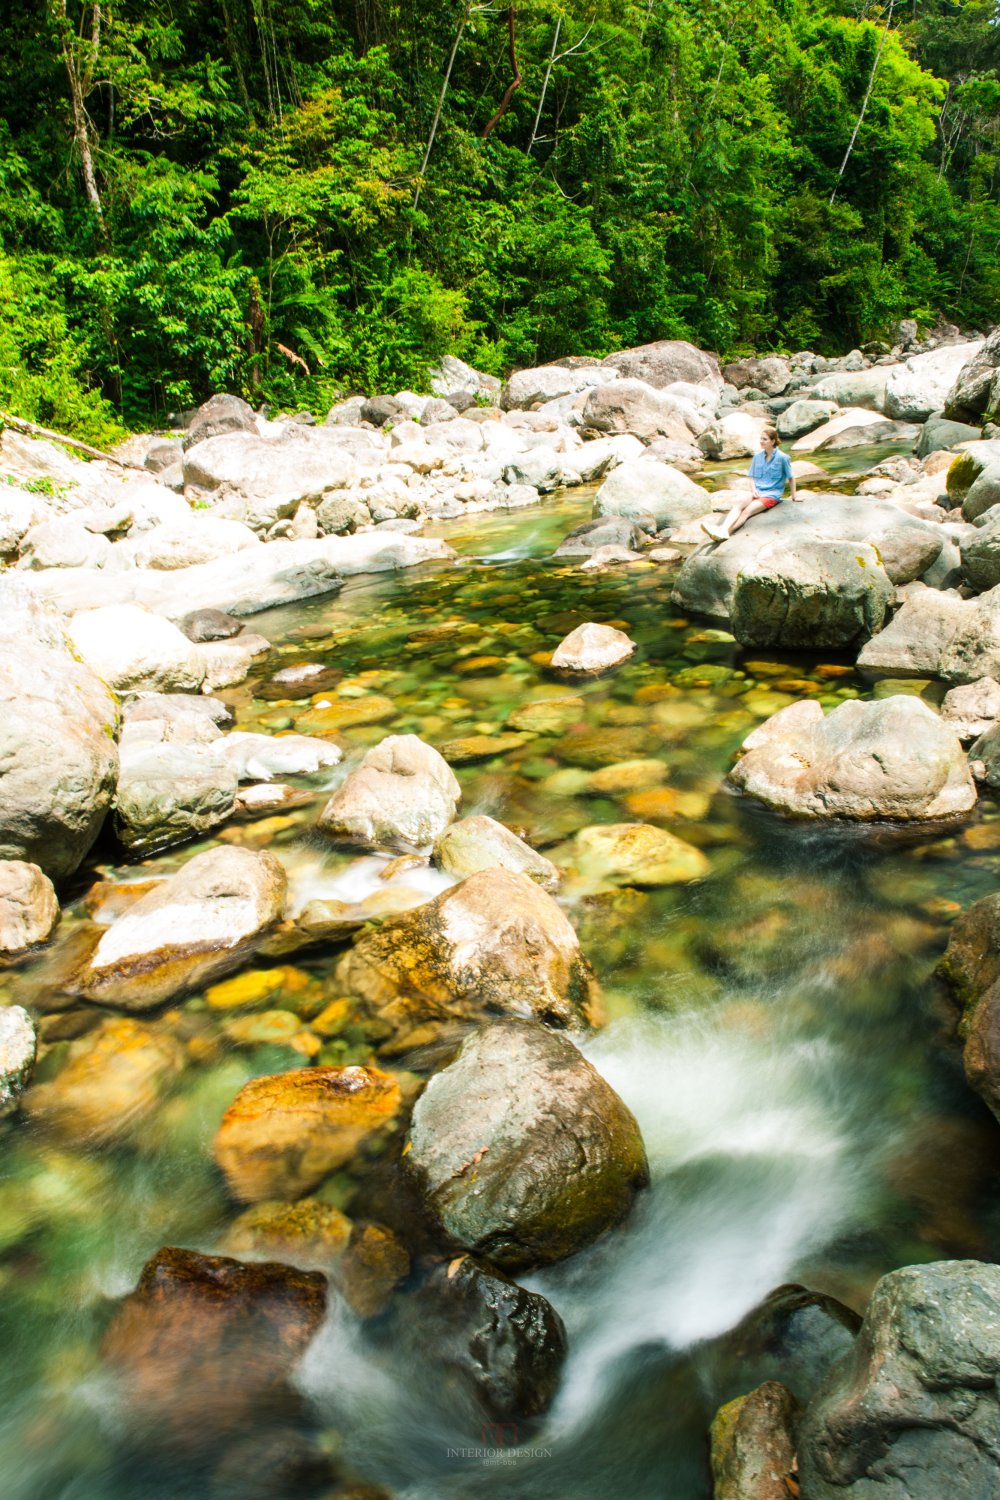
top-left (0, 409), bottom-right (141, 469)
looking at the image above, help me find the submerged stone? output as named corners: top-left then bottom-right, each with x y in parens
top-left (557, 822), bottom-right (710, 889)
top-left (405, 1018), bottom-right (649, 1271)
top-left (433, 814), bottom-right (560, 891)
top-left (23, 1016), bottom-right (184, 1144)
top-left (550, 622), bottom-right (636, 675)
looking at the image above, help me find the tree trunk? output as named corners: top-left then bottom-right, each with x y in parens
top-left (829, 1), bottom-right (895, 206)
top-left (413, 4), bottom-right (471, 213)
top-left (48, 0), bottom-right (108, 244)
top-left (482, 5), bottom-right (522, 140)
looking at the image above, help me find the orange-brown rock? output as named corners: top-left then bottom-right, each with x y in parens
top-left (220, 1198), bottom-right (352, 1267)
top-left (22, 1016), bottom-right (185, 1144)
top-left (213, 1065), bottom-right (403, 1202)
top-left (101, 1245), bottom-right (326, 1452)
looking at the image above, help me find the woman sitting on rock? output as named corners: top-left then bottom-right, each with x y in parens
top-left (702, 426), bottom-right (798, 542)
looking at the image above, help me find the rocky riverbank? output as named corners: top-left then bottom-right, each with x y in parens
top-left (2, 326), bottom-right (1000, 1499)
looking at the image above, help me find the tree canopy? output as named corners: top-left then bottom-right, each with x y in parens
top-left (0, 0), bottom-right (997, 438)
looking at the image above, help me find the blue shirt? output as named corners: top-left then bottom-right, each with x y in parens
top-left (749, 447), bottom-right (793, 500)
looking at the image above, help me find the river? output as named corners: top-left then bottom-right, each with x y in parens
top-left (2, 445), bottom-right (999, 1499)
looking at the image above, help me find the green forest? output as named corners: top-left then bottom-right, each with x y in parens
top-left (0, 0), bottom-right (997, 441)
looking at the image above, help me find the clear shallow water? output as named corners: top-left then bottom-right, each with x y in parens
top-left (3, 456), bottom-right (1000, 1500)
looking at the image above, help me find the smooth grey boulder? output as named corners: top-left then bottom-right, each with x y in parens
top-left (580, 379), bottom-right (699, 443)
top-left (945, 327), bottom-right (1000, 423)
top-left (179, 608), bottom-right (244, 643)
top-left (776, 399), bottom-right (837, 440)
top-left (946, 440), bottom-right (1000, 503)
top-left (75, 846), bottom-right (287, 1008)
top-left (0, 861), bottom-right (59, 956)
top-left (0, 1006), bottom-right (37, 1116)
top-left (962, 461), bottom-right (1000, 522)
top-left (917, 412), bottom-right (982, 457)
top-left (405, 1019), bottom-right (649, 1270)
top-left (816, 419), bottom-right (919, 451)
top-left (811, 367), bottom-right (890, 411)
top-left (18, 517), bottom-right (111, 571)
top-left (502, 364), bottom-right (618, 410)
top-left (698, 411), bottom-right (765, 459)
top-left (555, 515), bottom-right (647, 557)
top-left (428, 354), bottom-right (501, 402)
top-left (360, 395), bottom-right (403, 427)
top-left (885, 340), bottom-right (983, 421)
top-left (730, 539), bottom-right (893, 650)
top-left (941, 678), bottom-right (1000, 742)
top-left (960, 515), bottom-right (1000, 591)
top-left (671, 498), bottom-right (942, 624)
top-left (601, 339), bottom-right (723, 391)
top-left (182, 429), bottom-right (357, 530)
top-left (184, 394), bottom-right (256, 448)
top-left (594, 458), bottom-right (711, 530)
top-left (797, 1261), bottom-right (1000, 1500)
top-left (0, 584), bottom-right (119, 880)
top-left (433, 815), bottom-right (560, 892)
top-left (722, 356), bottom-right (791, 396)
top-left (144, 438), bottom-right (184, 474)
top-left (318, 734), bottom-right (460, 853)
top-left (727, 696), bottom-right (976, 821)
top-left (132, 515), bottom-right (259, 570)
top-left (857, 582), bottom-right (1000, 685)
top-left (114, 744), bottom-right (239, 854)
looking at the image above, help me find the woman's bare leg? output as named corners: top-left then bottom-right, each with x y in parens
top-left (704, 497), bottom-right (769, 540)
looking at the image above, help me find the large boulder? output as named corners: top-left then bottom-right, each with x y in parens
top-left (405, 1019), bottom-right (648, 1270)
top-left (857, 582), bottom-right (1000, 685)
top-left (68, 604), bottom-right (208, 693)
top-left (101, 1246), bottom-right (326, 1454)
top-left (937, 892), bottom-right (1000, 1009)
top-left (885, 340), bottom-right (985, 421)
top-left (946, 440), bottom-right (1000, 503)
top-left (502, 364), bottom-right (618, 410)
top-left (182, 428), bottom-right (358, 531)
top-left (113, 743), bottom-right (239, 854)
top-left (944, 327), bottom-right (1000, 424)
top-left (962, 461), bottom-right (1000, 522)
top-left (0, 1005), bottom-right (37, 1116)
top-left (318, 734), bottom-right (461, 853)
top-left (811, 367), bottom-right (890, 411)
top-left (698, 411), bottom-right (766, 459)
top-left (776, 399), bottom-right (838, 440)
top-left (671, 497), bottom-right (941, 625)
top-left (132, 514), bottom-right (260, 570)
top-left (601, 339), bottom-right (723, 391)
top-left (730, 539), bottom-right (893, 650)
top-left (727, 696), bottom-right (976, 822)
top-left (184, 393), bottom-right (257, 448)
top-left (940, 677), bottom-right (1000, 743)
top-left (213, 1065), bottom-right (403, 1202)
top-left (722, 356), bottom-right (791, 396)
top-left (554, 515), bottom-right (647, 557)
top-left (791, 407), bottom-right (891, 452)
top-left (797, 1260), bottom-right (1000, 1500)
top-left (593, 458), bottom-right (711, 530)
top-left (0, 584), bottom-right (119, 879)
top-left (433, 815), bottom-right (560, 892)
top-left (0, 860), bottom-right (59, 955)
top-left (334, 868), bottom-right (599, 1046)
top-left (75, 847), bottom-right (287, 1008)
top-left (917, 412), bottom-right (982, 457)
top-left (580, 379), bottom-right (701, 443)
top-left (428, 353), bottom-right (501, 402)
top-left (960, 515), bottom-right (1000, 591)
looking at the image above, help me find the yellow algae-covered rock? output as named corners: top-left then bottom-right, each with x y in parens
top-left (334, 868), bottom-right (599, 1047)
top-left (219, 1198), bottom-right (352, 1268)
top-left (557, 823), bottom-right (710, 890)
top-left (205, 965), bottom-right (311, 1011)
top-left (23, 1016), bottom-right (185, 1144)
top-left (436, 733), bottom-right (527, 764)
top-left (295, 695), bottom-right (396, 733)
top-left (222, 1010), bottom-right (302, 1046)
top-left (622, 787), bottom-right (713, 822)
top-left (337, 1222), bottom-right (410, 1318)
top-left (506, 696), bottom-right (585, 733)
top-left (213, 1064), bottom-right (403, 1202)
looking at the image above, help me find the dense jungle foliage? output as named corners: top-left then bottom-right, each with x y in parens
top-left (0, 1), bottom-right (997, 438)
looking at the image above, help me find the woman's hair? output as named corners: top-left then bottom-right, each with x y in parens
top-left (761, 425), bottom-right (780, 445)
